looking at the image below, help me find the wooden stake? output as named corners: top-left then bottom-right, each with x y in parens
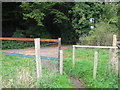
top-left (112, 35), bottom-right (118, 71)
top-left (113, 35), bottom-right (117, 48)
top-left (113, 35), bottom-right (117, 59)
top-left (60, 50), bottom-right (63, 75)
top-left (58, 38), bottom-right (61, 70)
top-left (34, 38), bottom-right (42, 78)
top-left (72, 45), bottom-right (75, 68)
top-left (93, 51), bottom-right (98, 79)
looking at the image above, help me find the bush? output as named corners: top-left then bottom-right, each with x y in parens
top-left (61, 23), bottom-right (77, 44)
top-left (12, 29), bottom-right (26, 38)
top-left (2, 29), bottom-right (53, 49)
top-left (2, 29), bottom-right (34, 49)
top-left (79, 22), bottom-right (118, 46)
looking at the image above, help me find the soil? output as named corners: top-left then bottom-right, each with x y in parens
top-left (69, 76), bottom-right (84, 88)
top-left (1, 44), bottom-right (85, 88)
top-left (1, 44), bottom-right (71, 57)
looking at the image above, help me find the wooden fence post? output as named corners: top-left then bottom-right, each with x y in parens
top-left (34, 38), bottom-right (42, 78)
top-left (93, 51), bottom-right (98, 79)
top-left (58, 38), bottom-right (61, 70)
top-left (72, 45), bottom-right (75, 68)
top-left (60, 50), bottom-right (63, 75)
top-left (112, 35), bottom-right (118, 71)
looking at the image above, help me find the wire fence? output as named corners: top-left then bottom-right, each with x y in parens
top-left (1, 52), bottom-right (58, 61)
top-left (1, 55), bottom-right (59, 88)
top-left (1, 38), bottom-right (59, 88)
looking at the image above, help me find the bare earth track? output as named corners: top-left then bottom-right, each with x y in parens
top-left (1, 45), bottom-right (84, 88)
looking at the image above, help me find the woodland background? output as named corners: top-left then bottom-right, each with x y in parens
top-left (2, 2), bottom-right (120, 46)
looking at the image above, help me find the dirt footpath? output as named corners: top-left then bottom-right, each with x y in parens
top-left (1, 45), bottom-right (85, 88)
top-left (1, 45), bottom-right (72, 58)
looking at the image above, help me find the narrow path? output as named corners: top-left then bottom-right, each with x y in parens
top-left (1, 45), bottom-right (85, 88)
top-left (0, 45), bottom-right (71, 57)
top-left (69, 76), bottom-right (84, 88)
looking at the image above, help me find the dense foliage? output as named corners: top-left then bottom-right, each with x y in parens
top-left (2, 2), bottom-right (119, 45)
top-left (79, 22), bottom-right (118, 46)
top-left (2, 2), bottom-right (119, 88)
top-left (71, 2), bottom-right (103, 36)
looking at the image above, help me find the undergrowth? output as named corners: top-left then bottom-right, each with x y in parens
top-left (2, 40), bottom-right (52, 50)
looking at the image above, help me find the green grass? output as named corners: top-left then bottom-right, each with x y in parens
top-left (1, 47), bottom-right (118, 88)
top-left (1, 55), bottom-right (73, 88)
top-left (63, 48), bottom-right (118, 88)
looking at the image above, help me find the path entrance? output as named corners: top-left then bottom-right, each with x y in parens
top-left (1, 45), bottom-right (85, 88)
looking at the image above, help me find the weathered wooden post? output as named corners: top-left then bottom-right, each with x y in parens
top-left (113, 35), bottom-right (117, 59)
top-left (93, 51), bottom-right (98, 79)
top-left (34, 38), bottom-right (42, 78)
top-left (58, 38), bottom-right (61, 70)
top-left (72, 45), bottom-right (75, 68)
top-left (112, 35), bottom-right (118, 71)
top-left (60, 50), bottom-right (63, 75)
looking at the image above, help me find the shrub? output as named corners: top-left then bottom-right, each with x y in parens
top-left (2, 29), bottom-right (53, 49)
top-left (2, 29), bottom-right (34, 49)
top-left (12, 29), bottom-right (26, 38)
top-left (79, 22), bottom-right (118, 46)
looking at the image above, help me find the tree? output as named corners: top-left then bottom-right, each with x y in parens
top-left (71, 2), bottom-right (103, 37)
top-left (20, 2), bottom-right (72, 26)
top-left (2, 2), bottom-right (22, 36)
top-left (101, 2), bottom-right (118, 24)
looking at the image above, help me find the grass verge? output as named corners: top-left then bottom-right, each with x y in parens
top-left (63, 48), bottom-right (118, 88)
top-left (1, 55), bottom-right (73, 88)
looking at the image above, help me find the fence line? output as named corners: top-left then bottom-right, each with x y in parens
top-left (0, 52), bottom-right (58, 61)
top-left (0, 37), bottom-right (58, 42)
top-left (72, 45), bottom-right (117, 68)
top-left (73, 45), bottom-right (118, 49)
top-left (1, 37), bottom-right (62, 76)
top-left (1, 42), bottom-right (58, 54)
top-left (72, 34), bottom-right (119, 74)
